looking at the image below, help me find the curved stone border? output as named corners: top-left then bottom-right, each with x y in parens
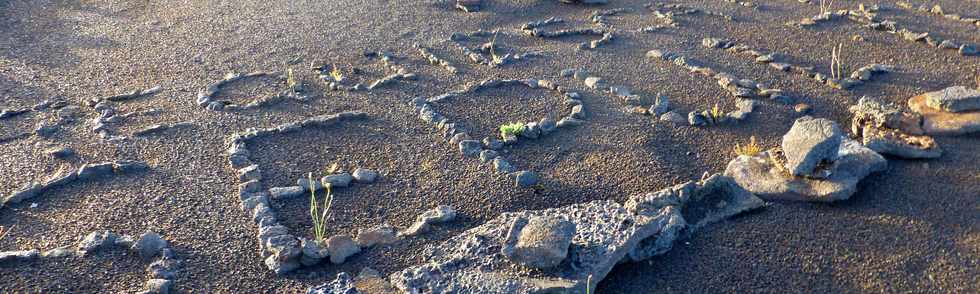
top-left (316, 52), bottom-right (418, 91)
top-left (1, 160), bottom-right (149, 208)
top-left (590, 8), bottom-right (630, 26)
top-left (519, 19), bottom-right (614, 50)
top-left (702, 37), bottom-right (895, 90)
top-left (644, 2), bottom-right (735, 27)
top-left (411, 78), bottom-right (585, 187)
top-left (787, 5), bottom-right (978, 56)
top-left (224, 111), bottom-right (457, 274)
top-left (644, 50), bottom-right (767, 125)
top-left (83, 86), bottom-right (163, 107)
top-left (896, 2), bottom-right (980, 29)
top-left (449, 30), bottom-right (545, 67)
top-left (0, 230), bottom-right (181, 294)
top-left (196, 71), bottom-right (309, 112)
top-left (414, 44), bottom-right (460, 74)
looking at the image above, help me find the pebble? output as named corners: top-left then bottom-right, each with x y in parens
top-left (352, 168), bottom-right (378, 183)
top-left (795, 103), bottom-right (812, 114)
top-left (512, 171), bottom-right (540, 188)
top-left (321, 173), bottom-right (353, 188)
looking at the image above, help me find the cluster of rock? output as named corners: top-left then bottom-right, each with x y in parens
top-left (519, 18), bottom-right (614, 50)
top-left (449, 30), bottom-right (545, 67)
top-left (414, 44), bottom-right (460, 74)
top-left (719, 0), bottom-right (756, 9)
top-left (896, 2), bottom-right (980, 28)
top-left (0, 231), bottom-right (181, 294)
top-left (590, 8), bottom-right (630, 26)
top-left (907, 86), bottom-right (980, 135)
top-left (133, 121), bottom-right (195, 138)
top-left (1, 160), bottom-right (148, 208)
top-left (308, 173), bottom-right (764, 293)
top-left (725, 116), bottom-right (887, 202)
top-left (791, 5), bottom-right (978, 56)
top-left (83, 86), bottom-right (163, 107)
top-left (412, 78), bottom-right (584, 188)
top-left (702, 37), bottom-right (894, 91)
top-left (315, 52), bottom-right (418, 91)
top-left (83, 89), bottom-right (169, 141)
top-left (196, 71), bottom-right (309, 112)
top-left (0, 99), bottom-right (76, 144)
top-left (849, 97), bottom-right (941, 158)
top-left (646, 2), bottom-right (735, 26)
top-left (225, 112), bottom-right (457, 274)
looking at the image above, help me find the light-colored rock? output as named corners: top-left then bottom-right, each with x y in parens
top-left (781, 116), bottom-right (842, 177)
top-left (352, 168), bottom-right (378, 183)
top-left (326, 235), bottom-right (361, 264)
top-left (924, 86), bottom-right (980, 113)
top-left (501, 216), bottom-right (576, 269)
top-left (909, 94), bottom-right (980, 135)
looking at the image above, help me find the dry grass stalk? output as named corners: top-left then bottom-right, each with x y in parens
top-left (733, 136), bottom-right (763, 156)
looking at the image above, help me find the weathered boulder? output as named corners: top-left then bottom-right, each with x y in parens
top-left (850, 97), bottom-right (939, 158)
top-left (860, 125), bottom-right (941, 159)
top-left (501, 216), bottom-right (576, 269)
top-left (133, 232), bottom-right (168, 261)
top-left (781, 116), bottom-right (842, 177)
top-left (308, 272), bottom-right (359, 294)
top-left (849, 97), bottom-right (923, 135)
top-left (909, 93), bottom-right (980, 135)
top-left (724, 138), bottom-right (887, 202)
top-left (326, 235), bottom-right (361, 264)
top-left (923, 86), bottom-right (980, 113)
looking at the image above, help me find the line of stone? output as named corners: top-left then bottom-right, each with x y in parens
top-left (0, 230), bottom-right (181, 294)
top-left (519, 18), bottom-right (614, 50)
top-left (645, 2), bottom-right (736, 26)
top-left (895, 2), bottom-right (980, 28)
top-left (449, 30), bottom-right (546, 67)
top-left (196, 71), bottom-right (309, 112)
top-left (412, 78), bottom-right (585, 188)
top-left (701, 37), bottom-right (895, 90)
top-left (224, 111), bottom-right (457, 275)
top-left (316, 51), bottom-right (418, 91)
top-left (1, 160), bottom-right (149, 209)
top-left (414, 44), bottom-right (460, 74)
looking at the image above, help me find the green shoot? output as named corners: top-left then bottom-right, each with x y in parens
top-left (499, 122), bottom-right (525, 138)
top-left (287, 68), bottom-right (299, 92)
top-left (830, 43), bottom-right (845, 80)
top-left (329, 64), bottom-right (344, 82)
top-left (308, 173), bottom-right (333, 244)
top-left (585, 274), bottom-right (592, 294)
top-left (710, 103), bottom-right (725, 122)
top-left (733, 136), bottom-right (763, 156)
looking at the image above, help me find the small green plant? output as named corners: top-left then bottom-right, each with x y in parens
top-left (733, 136), bottom-right (763, 156)
top-left (489, 31), bottom-right (502, 64)
top-left (286, 68), bottom-right (299, 92)
top-left (830, 43), bottom-right (845, 80)
top-left (585, 274), bottom-right (593, 294)
top-left (709, 103), bottom-right (725, 123)
top-left (819, 0), bottom-right (835, 14)
top-left (499, 122), bottom-right (525, 138)
top-left (308, 173), bottom-right (333, 244)
top-left (329, 64), bottom-right (344, 82)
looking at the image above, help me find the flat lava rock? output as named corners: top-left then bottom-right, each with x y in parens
top-left (909, 94), bottom-right (980, 135)
top-left (724, 138), bottom-right (887, 202)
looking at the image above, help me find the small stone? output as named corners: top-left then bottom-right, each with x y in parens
top-left (77, 163), bottom-right (114, 180)
top-left (795, 103), bottom-right (812, 114)
top-left (297, 178), bottom-right (323, 191)
top-left (238, 165), bottom-right (262, 182)
top-left (479, 150), bottom-right (499, 162)
top-left (512, 171), bottom-right (540, 188)
top-left (299, 238), bottom-right (329, 266)
top-left (522, 122), bottom-right (541, 139)
top-left (501, 216), bottom-right (576, 269)
top-left (573, 70), bottom-right (590, 81)
top-left (493, 158), bottom-right (516, 173)
top-left (556, 117), bottom-right (584, 127)
top-left (143, 279), bottom-right (173, 294)
top-left (400, 205), bottom-right (457, 237)
top-left (44, 147), bottom-right (74, 159)
top-left (352, 168), bottom-right (378, 183)
top-left (960, 44), bottom-right (978, 56)
top-left (269, 186), bottom-right (305, 199)
top-left (781, 116), bottom-right (843, 177)
top-left (483, 137), bottom-right (504, 150)
top-left (458, 140), bottom-right (483, 157)
top-left (0, 250), bottom-right (40, 262)
top-left (660, 111), bottom-right (687, 124)
top-left (77, 231), bottom-right (118, 255)
top-left (133, 232), bottom-right (168, 260)
top-left (538, 118), bottom-right (557, 133)
top-left (570, 105), bottom-right (586, 119)
top-left (688, 111), bottom-right (707, 126)
top-left (584, 77), bottom-right (605, 89)
top-left (321, 173), bottom-right (353, 188)
top-left (559, 69), bottom-right (576, 77)
top-left (355, 225), bottom-right (398, 248)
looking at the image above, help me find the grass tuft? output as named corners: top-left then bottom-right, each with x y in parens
top-left (733, 136), bottom-right (763, 156)
top-left (710, 103), bottom-right (725, 123)
top-left (830, 43), bottom-right (846, 80)
top-left (819, 0), bottom-right (835, 14)
top-left (308, 172), bottom-right (333, 244)
top-left (499, 122), bottom-right (525, 138)
top-left (329, 64), bottom-right (344, 82)
top-left (287, 68), bottom-right (299, 92)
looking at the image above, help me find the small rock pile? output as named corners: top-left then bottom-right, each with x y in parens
top-left (196, 71), bottom-right (309, 112)
top-left (850, 97), bottom-right (941, 158)
top-left (1, 160), bottom-right (149, 208)
top-left (412, 78), bottom-right (584, 188)
top-left (725, 116), bottom-right (887, 202)
top-left (907, 86), bottom-right (980, 135)
top-left (0, 231), bottom-right (181, 294)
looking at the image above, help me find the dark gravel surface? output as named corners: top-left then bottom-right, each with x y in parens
top-left (1, 0), bottom-right (977, 293)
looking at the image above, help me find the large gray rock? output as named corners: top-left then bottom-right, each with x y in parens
top-left (909, 94), bottom-right (980, 135)
top-left (501, 216), bottom-right (576, 269)
top-left (389, 176), bottom-right (762, 293)
top-left (133, 232), bottom-right (168, 260)
top-left (781, 116), bottom-right (842, 177)
top-left (724, 138), bottom-right (887, 202)
top-left (923, 86), bottom-right (980, 113)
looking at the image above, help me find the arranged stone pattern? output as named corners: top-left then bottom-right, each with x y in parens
top-left (196, 71), bottom-right (309, 112)
top-left (896, 2), bottom-right (980, 29)
top-left (380, 174), bottom-right (762, 293)
top-left (83, 86), bottom-right (163, 107)
top-left (415, 43), bottom-right (460, 74)
top-left (450, 30), bottom-right (545, 67)
top-left (908, 86), bottom-right (980, 135)
top-left (645, 2), bottom-right (735, 27)
top-left (703, 37), bottom-right (894, 90)
top-left (519, 18), bottom-right (615, 50)
top-left (850, 97), bottom-right (941, 158)
top-left (563, 68), bottom-right (672, 117)
top-left (1, 160), bottom-right (149, 208)
top-left (725, 117), bottom-right (887, 202)
top-left (789, 5), bottom-right (978, 56)
top-left (133, 121), bottom-right (195, 138)
top-left (1, 99), bottom-right (78, 144)
top-left (590, 8), bottom-right (630, 26)
top-left (411, 78), bottom-right (585, 187)
top-left (317, 51), bottom-right (418, 91)
top-left (0, 231), bottom-right (181, 294)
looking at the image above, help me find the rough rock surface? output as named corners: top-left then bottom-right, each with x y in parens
top-left (861, 125), bottom-right (941, 159)
top-left (724, 138), bottom-right (887, 202)
top-left (501, 216), bottom-right (576, 269)
top-left (308, 272), bottom-right (359, 294)
top-left (909, 94), bottom-right (980, 135)
top-left (388, 175), bottom-right (762, 293)
top-left (399, 205), bottom-right (456, 236)
top-left (781, 116), bottom-right (842, 177)
top-left (923, 86), bottom-right (980, 113)
top-left (326, 235), bottom-right (361, 264)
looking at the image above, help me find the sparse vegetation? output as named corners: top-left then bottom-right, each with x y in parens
top-left (830, 43), bottom-right (846, 80)
top-left (819, 0), bottom-right (835, 15)
top-left (329, 64), bottom-right (345, 82)
top-left (0, 225), bottom-right (10, 242)
top-left (585, 274), bottom-right (593, 294)
top-left (308, 173), bottom-right (333, 244)
top-left (489, 31), bottom-right (502, 64)
top-left (499, 122), bottom-right (525, 138)
top-left (709, 103), bottom-right (725, 123)
top-left (286, 68), bottom-right (299, 92)
top-left (733, 136), bottom-right (763, 156)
